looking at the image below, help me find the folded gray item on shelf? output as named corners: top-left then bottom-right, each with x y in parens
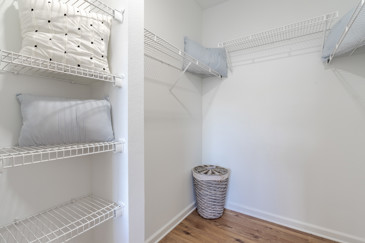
top-left (17, 94), bottom-right (115, 146)
top-left (184, 37), bottom-right (228, 77)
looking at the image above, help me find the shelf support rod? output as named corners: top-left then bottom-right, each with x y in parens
top-left (169, 62), bottom-right (191, 92)
top-left (321, 18), bottom-right (330, 51)
top-left (329, 0), bottom-right (364, 63)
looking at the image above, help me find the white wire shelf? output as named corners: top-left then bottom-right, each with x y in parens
top-left (61, 0), bottom-right (124, 22)
top-left (328, 0), bottom-right (365, 63)
top-left (0, 141), bottom-right (124, 171)
top-left (0, 195), bottom-right (122, 243)
top-left (144, 28), bottom-right (222, 78)
top-left (0, 50), bottom-right (123, 87)
top-left (219, 12), bottom-right (338, 68)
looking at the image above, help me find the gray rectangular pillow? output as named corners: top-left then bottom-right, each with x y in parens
top-left (17, 94), bottom-right (114, 146)
top-left (184, 37), bottom-right (228, 77)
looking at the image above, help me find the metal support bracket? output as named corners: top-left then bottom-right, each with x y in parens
top-left (114, 201), bottom-right (125, 218)
top-left (114, 138), bottom-right (126, 153)
top-left (114, 9), bottom-right (126, 23)
top-left (114, 74), bottom-right (125, 88)
top-left (169, 62), bottom-right (191, 92)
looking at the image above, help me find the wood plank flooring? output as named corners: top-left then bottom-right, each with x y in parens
top-left (160, 209), bottom-right (337, 243)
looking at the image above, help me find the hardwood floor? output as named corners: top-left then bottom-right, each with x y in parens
top-left (160, 209), bottom-right (337, 243)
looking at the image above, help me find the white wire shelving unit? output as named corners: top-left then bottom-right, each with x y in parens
top-left (0, 195), bottom-right (122, 243)
top-left (219, 12), bottom-right (338, 68)
top-left (62, 0), bottom-right (124, 21)
top-left (0, 50), bottom-right (123, 87)
top-left (144, 28), bottom-right (222, 79)
top-left (0, 0), bottom-right (125, 87)
top-left (0, 141), bottom-right (124, 172)
top-left (328, 0), bottom-right (365, 63)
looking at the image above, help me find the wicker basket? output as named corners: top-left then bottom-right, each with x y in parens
top-left (192, 165), bottom-right (230, 219)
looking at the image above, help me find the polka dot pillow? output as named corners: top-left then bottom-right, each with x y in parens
top-left (18, 0), bottom-right (112, 73)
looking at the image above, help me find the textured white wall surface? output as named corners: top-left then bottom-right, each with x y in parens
top-left (144, 0), bottom-right (203, 242)
top-left (202, 0), bottom-right (365, 242)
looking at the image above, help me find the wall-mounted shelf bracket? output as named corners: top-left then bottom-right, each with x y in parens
top-left (114, 201), bottom-right (125, 218)
top-left (114, 9), bottom-right (126, 23)
top-left (114, 74), bottom-right (125, 88)
top-left (114, 138), bottom-right (126, 153)
top-left (169, 62), bottom-right (192, 92)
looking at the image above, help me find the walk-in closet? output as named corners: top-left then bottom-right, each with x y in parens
top-left (145, 0), bottom-right (365, 243)
top-left (1, 0), bottom-right (365, 242)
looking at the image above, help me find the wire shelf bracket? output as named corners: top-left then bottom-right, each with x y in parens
top-left (0, 195), bottom-right (123, 243)
top-left (328, 0), bottom-right (365, 63)
top-left (169, 62), bottom-right (192, 92)
top-left (0, 140), bottom-right (126, 173)
top-left (0, 50), bottom-right (124, 88)
top-left (144, 28), bottom-right (223, 79)
top-left (113, 8), bottom-right (126, 23)
top-left (219, 12), bottom-right (338, 69)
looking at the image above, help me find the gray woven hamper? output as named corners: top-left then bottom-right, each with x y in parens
top-left (192, 165), bottom-right (230, 219)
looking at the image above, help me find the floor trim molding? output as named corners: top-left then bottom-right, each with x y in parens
top-left (145, 202), bottom-right (196, 243)
top-left (227, 201), bottom-right (365, 243)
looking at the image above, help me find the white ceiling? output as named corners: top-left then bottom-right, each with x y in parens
top-left (195, 0), bottom-right (229, 10)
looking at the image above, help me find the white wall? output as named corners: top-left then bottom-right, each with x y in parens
top-left (202, 1), bottom-right (365, 242)
top-left (89, 0), bottom-right (131, 242)
top-left (144, 0), bottom-right (203, 242)
top-left (126, 0), bottom-right (145, 242)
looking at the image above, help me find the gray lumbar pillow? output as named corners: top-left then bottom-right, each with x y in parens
top-left (17, 94), bottom-right (114, 146)
top-left (184, 37), bottom-right (228, 77)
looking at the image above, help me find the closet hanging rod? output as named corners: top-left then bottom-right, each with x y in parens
top-left (219, 12), bottom-right (338, 53)
top-left (145, 53), bottom-right (182, 71)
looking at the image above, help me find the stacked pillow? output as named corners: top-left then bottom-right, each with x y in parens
top-left (18, 0), bottom-right (113, 73)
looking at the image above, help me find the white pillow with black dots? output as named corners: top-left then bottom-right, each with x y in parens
top-left (18, 0), bottom-right (112, 73)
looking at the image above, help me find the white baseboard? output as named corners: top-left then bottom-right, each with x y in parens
top-left (145, 202), bottom-right (196, 243)
top-left (227, 201), bottom-right (365, 243)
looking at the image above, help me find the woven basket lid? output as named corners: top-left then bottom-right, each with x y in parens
top-left (192, 165), bottom-right (229, 181)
